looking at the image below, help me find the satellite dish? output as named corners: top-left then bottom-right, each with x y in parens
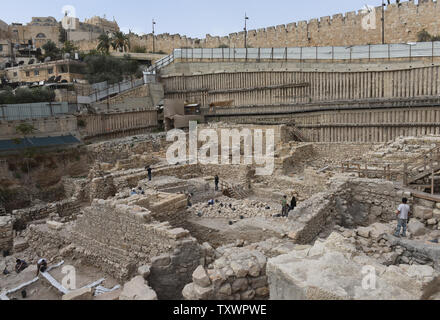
top-left (64, 53), bottom-right (70, 59)
top-left (44, 56), bottom-right (51, 62)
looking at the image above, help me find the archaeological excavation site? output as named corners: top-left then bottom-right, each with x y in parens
top-left (2, 0), bottom-right (440, 302)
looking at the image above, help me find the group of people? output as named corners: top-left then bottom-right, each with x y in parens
top-left (6, 258), bottom-right (47, 276)
top-left (131, 187), bottom-right (145, 196)
top-left (281, 194), bottom-right (297, 218)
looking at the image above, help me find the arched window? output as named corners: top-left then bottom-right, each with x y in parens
top-left (36, 33), bottom-right (46, 38)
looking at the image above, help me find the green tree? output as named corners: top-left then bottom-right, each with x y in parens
top-left (111, 31), bottom-right (129, 53)
top-left (84, 54), bottom-right (140, 84)
top-left (42, 40), bottom-right (61, 60)
top-left (418, 30), bottom-right (432, 42)
top-left (97, 33), bottom-right (112, 54)
top-left (59, 27), bottom-right (67, 43)
top-left (14, 124), bottom-right (37, 181)
top-left (62, 41), bottom-right (78, 56)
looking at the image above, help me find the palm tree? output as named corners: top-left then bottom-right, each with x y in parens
top-left (111, 31), bottom-right (129, 53)
top-left (97, 33), bottom-right (111, 54)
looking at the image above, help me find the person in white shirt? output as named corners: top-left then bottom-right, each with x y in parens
top-left (394, 198), bottom-right (411, 238)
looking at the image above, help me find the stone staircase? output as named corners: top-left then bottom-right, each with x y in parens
top-left (220, 180), bottom-right (251, 200)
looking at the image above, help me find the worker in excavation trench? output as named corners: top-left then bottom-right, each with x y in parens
top-left (36, 258), bottom-right (48, 276)
top-left (394, 198), bottom-right (411, 238)
top-left (281, 196), bottom-right (289, 217)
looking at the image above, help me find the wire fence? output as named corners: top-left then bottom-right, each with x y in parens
top-left (0, 102), bottom-right (69, 121)
top-left (172, 41), bottom-right (440, 62)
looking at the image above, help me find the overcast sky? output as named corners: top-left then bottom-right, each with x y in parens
top-left (1, 0), bottom-right (399, 38)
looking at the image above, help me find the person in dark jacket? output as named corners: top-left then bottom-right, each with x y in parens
top-left (289, 194), bottom-right (297, 213)
top-left (214, 175), bottom-right (220, 191)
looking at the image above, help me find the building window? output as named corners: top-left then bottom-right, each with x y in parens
top-left (48, 68), bottom-right (53, 74)
top-left (36, 33), bottom-right (46, 38)
top-left (13, 72), bottom-right (17, 77)
top-left (25, 71), bottom-right (30, 77)
top-left (0, 44), bottom-right (3, 52)
top-left (34, 70), bottom-right (39, 76)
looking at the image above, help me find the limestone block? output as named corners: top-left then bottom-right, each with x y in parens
top-left (433, 209), bottom-right (440, 220)
top-left (47, 221), bottom-right (64, 231)
top-left (208, 269), bottom-right (227, 287)
top-left (193, 283), bottom-right (214, 300)
top-left (249, 276), bottom-right (268, 289)
top-left (62, 287), bottom-right (94, 300)
top-left (255, 286), bottom-right (269, 297)
top-left (119, 276), bottom-right (158, 300)
top-left (232, 278), bottom-right (248, 293)
top-left (240, 289), bottom-right (255, 300)
top-left (218, 283), bottom-right (232, 296)
top-left (230, 261), bottom-right (248, 278)
top-left (138, 265), bottom-right (151, 280)
top-left (427, 219), bottom-right (438, 226)
top-left (192, 266), bottom-right (211, 288)
top-left (168, 228), bottom-right (190, 240)
top-left (408, 220), bottom-right (428, 236)
top-left (414, 206), bottom-right (433, 220)
top-left (182, 283), bottom-right (198, 300)
top-left (356, 227), bottom-right (371, 238)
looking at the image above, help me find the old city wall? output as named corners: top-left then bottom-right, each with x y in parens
top-left (97, 1), bottom-right (440, 54)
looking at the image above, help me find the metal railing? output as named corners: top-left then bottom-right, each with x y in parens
top-left (77, 78), bottom-right (145, 104)
top-left (173, 41), bottom-right (440, 62)
top-left (146, 54), bottom-right (175, 73)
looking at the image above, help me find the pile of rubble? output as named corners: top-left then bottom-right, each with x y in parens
top-left (267, 232), bottom-right (440, 300)
top-left (188, 197), bottom-right (281, 219)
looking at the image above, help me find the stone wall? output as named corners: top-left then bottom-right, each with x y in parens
top-left (12, 198), bottom-right (81, 231)
top-left (0, 215), bottom-right (13, 253)
top-left (0, 116), bottom-right (79, 140)
top-left (183, 247), bottom-right (268, 300)
top-left (288, 177), bottom-right (408, 244)
top-left (79, 1), bottom-right (440, 55)
top-left (72, 199), bottom-right (202, 290)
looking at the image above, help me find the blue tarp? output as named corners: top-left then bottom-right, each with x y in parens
top-left (0, 135), bottom-right (81, 152)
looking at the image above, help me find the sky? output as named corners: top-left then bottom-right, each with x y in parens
top-left (1, 0), bottom-right (395, 38)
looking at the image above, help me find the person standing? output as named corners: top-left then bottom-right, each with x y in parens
top-left (394, 198), bottom-right (411, 238)
top-left (281, 196), bottom-right (288, 217)
top-left (214, 175), bottom-right (220, 191)
top-left (289, 194), bottom-right (297, 213)
top-left (146, 166), bottom-right (152, 181)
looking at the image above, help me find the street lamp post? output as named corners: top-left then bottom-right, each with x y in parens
top-left (381, 0), bottom-right (385, 44)
top-left (152, 19), bottom-right (156, 53)
top-left (244, 13), bottom-right (249, 49)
